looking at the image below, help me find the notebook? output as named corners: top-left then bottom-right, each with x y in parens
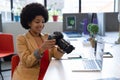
top-left (71, 40), bottom-right (104, 72)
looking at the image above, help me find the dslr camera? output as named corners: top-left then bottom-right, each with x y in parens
top-left (48, 32), bottom-right (75, 54)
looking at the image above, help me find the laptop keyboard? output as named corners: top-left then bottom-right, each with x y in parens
top-left (82, 60), bottom-right (98, 69)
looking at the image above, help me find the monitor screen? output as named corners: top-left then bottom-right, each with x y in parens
top-left (66, 15), bottom-right (76, 30)
top-left (63, 13), bottom-right (88, 34)
top-left (97, 12), bottom-right (119, 36)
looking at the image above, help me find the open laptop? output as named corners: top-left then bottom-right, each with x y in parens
top-left (71, 40), bottom-right (104, 72)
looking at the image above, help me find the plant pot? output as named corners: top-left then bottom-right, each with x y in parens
top-left (89, 38), bottom-right (95, 48)
top-left (14, 15), bottom-right (20, 22)
top-left (52, 15), bottom-right (58, 22)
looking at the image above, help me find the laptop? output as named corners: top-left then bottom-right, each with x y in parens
top-left (71, 40), bottom-right (104, 72)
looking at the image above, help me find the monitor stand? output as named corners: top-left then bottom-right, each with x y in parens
top-left (116, 13), bottom-right (120, 44)
top-left (115, 37), bottom-right (120, 44)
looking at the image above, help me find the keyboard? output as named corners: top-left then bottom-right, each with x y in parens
top-left (82, 60), bottom-right (98, 69)
top-left (64, 31), bottom-right (82, 38)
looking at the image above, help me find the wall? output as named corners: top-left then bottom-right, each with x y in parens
top-left (2, 22), bottom-right (63, 53)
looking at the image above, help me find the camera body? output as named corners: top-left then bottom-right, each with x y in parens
top-left (48, 32), bottom-right (75, 54)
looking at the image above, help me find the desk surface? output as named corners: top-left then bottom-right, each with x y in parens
top-left (44, 32), bottom-right (120, 80)
top-left (44, 59), bottom-right (120, 80)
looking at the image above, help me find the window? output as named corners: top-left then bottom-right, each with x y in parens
top-left (13, 0), bottom-right (44, 8)
top-left (12, 0), bottom-right (44, 22)
top-left (47, 0), bottom-right (79, 22)
top-left (81, 0), bottom-right (115, 13)
top-left (0, 0), bottom-right (11, 22)
top-left (0, 0), bottom-right (117, 22)
top-left (62, 0), bottom-right (79, 13)
top-left (0, 0), bottom-right (44, 22)
top-left (19, 0), bottom-right (44, 6)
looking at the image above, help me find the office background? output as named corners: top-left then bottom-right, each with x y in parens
top-left (0, 0), bottom-right (120, 53)
top-left (0, 0), bottom-right (120, 80)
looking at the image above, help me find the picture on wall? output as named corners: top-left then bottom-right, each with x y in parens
top-left (66, 16), bottom-right (76, 30)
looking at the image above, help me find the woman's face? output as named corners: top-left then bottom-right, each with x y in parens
top-left (29, 15), bottom-right (45, 34)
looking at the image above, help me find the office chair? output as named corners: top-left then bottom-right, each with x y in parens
top-left (11, 55), bottom-right (19, 78)
top-left (11, 52), bottom-right (49, 80)
top-left (0, 33), bottom-right (14, 80)
top-left (11, 50), bottom-right (49, 80)
top-left (38, 50), bottom-right (49, 80)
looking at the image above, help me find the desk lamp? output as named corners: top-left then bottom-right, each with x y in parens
top-left (115, 12), bottom-right (120, 44)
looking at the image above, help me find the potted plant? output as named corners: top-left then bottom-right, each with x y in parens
top-left (12, 5), bottom-right (22, 22)
top-left (47, 0), bottom-right (64, 22)
top-left (52, 10), bottom-right (59, 22)
top-left (87, 23), bottom-right (99, 47)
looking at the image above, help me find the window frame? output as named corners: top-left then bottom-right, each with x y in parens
top-left (9, 0), bottom-right (116, 22)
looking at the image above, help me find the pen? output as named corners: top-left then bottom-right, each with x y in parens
top-left (68, 56), bottom-right (82, 59)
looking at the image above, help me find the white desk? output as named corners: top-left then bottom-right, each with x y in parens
top-left (44, 32), bottom-right (120, 80)
top-left (44, 59), bottom-right (120, 80)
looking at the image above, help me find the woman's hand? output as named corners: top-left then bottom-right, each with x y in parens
top-left (39, 39), bottom-right (56, 52)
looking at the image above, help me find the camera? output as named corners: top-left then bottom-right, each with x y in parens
top-left (48, 32), bottom-right (75, 54)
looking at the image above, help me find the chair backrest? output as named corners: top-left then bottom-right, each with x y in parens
top-left (0, 33), bottom-right (14, 52)
top-left (11, 55), bottom-right (20, 77)
top-left (38, 50), bottom-right (49, 80)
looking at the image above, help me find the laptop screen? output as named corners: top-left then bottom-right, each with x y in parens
top-left (95, 39), bottom-right (105, 68)
top-left (63, 13), bottom-right (88, 33)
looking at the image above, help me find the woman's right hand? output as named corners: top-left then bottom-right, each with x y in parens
top-left (39, 39), bottom-right (56, 52)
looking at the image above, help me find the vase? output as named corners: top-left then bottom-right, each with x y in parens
top-left (52, 15), bottom-right (58, 22)
top-left (89, 38), bottom-right (96, 48)
top-left (14, 15), bottom-right (20, 22)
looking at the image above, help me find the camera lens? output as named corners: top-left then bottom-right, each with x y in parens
top-left (57, 39), bottom-right (75, 54)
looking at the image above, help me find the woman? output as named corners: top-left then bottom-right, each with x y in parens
top-left (12, 3), bottom-right (64, 80)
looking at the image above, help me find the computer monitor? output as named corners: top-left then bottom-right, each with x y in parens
top-left (97, 12), bottom-right (119, 36)
top-left (104, 12), bottom-right (119, 32)
top-left (63, 13), bottom-right (88, 34)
